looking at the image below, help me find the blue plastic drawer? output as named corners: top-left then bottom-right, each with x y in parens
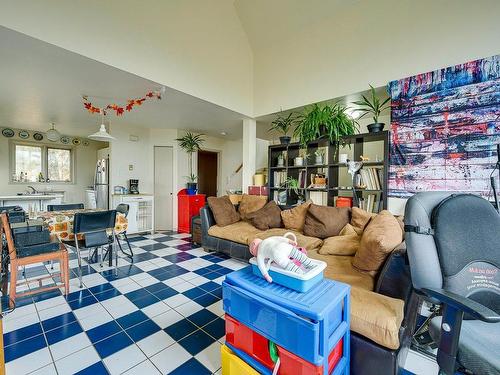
top-left (222, 266), bottom-right (350, 365)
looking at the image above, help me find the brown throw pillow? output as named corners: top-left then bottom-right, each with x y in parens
top-left (352, 210), bottom-right (403, 272)
top-left (319, 234), bottom-right (360, 256)
top-left (351, 207), bottom-right (376, 235)
top-left (238, 194), bottom-right (268, 220)
top-left (303, 204), bottom-right (351, 239)
top-left (281, 200), bottom-right (312, 232)
top-left (207, 196), bottom-right (240, 227)
top-left (247, 201), bottom-right (282, 230)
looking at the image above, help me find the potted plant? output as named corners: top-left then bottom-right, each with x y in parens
top-left (269, 111), bottom-right (298, 144)
top-left (314, 148), bottom-right (326, 165)
top-left (175, 131), bottom-right (205, 194)
top-left (294, 149), bottom-right (309, 166)
top-left (281, 176), bottom-right (305, 204)
top-left (277, 151), bottom-right (286, 167)
top-left (294, 103), bottom-right (357, 146)
top-left (352, 85), bottom-right (391, 133)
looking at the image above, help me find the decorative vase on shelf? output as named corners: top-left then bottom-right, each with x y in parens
top-left (367, 123), bottom-right (385, 133)
top-left (277, 156), bottom-right (284, 167)
top-left (315, 156), bottom-right (323, 165)
top-left (186, 182), bottom-right (197, 195)
top-left (294, 157), bottom-right (304, 166)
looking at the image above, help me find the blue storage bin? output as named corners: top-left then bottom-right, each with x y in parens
top-left (249, 257), bottom-right (326, 292)
top-left (223, 266), bottom-right (350, 371)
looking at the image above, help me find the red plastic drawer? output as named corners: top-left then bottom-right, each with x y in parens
top-left (225, 314), bottom-right (342, 375)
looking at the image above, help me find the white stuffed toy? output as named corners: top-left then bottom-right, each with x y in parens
top-left (249, 232), bottom-right (315, 283)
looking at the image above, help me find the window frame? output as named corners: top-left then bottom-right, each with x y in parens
top-left (10, 140), bottom-right (76, 184)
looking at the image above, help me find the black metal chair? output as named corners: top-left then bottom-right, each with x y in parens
top-left (47, 203), bottom-right (84, 211)
top-left (115, 204), bottom-right (133, 259)
top-left (73, 210), bottom-right (117, 288)
top-left (405, 192), bottom-right (500, 375)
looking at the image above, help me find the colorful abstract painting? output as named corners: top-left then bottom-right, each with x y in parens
top-left (387, 55), bottom-right (500, 198)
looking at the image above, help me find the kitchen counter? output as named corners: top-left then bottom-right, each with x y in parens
top-left (0, 194), bottom-right (64, 200)
top-left (0, 194), bottom-right (64, 211)
top-left (111, 193), bottom-right (153, 196)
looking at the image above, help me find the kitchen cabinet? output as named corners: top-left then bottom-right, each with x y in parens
top-left (112, 194), bottom-right (154, 234)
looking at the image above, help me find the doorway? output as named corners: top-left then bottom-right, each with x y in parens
top-left (154, 146), bottom-right (174, 231)
top-left (197, 150), bottom-right (219, 197)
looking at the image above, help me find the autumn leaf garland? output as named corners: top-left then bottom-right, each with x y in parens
top-left (82, 90), bottom-right (162, 116)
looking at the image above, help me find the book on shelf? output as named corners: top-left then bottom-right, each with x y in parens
top-left (309, 191), bottom-right (328, 206)
top-left (358, 193), bottom-right (381, 213)
top-left (273, 171), bottom-right (287, 188)
top-left (298, 169), bottom-right (307, 189)
top-left (358, 167), bottom-right (383, 190)
top-left (273, 190), bottom-right (288, 205)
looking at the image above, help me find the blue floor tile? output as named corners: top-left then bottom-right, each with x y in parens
top-left (94, 288), bottom-right (121, 302)
top-left (144, 282), bottom-right (168, 294)
top-left (186, 309), bottom-right (218, 328)
top-left (204, 271), bottom-right (223, 280)
top-left (125, 289), bottom-right (153, 302)
top-left (164, 319), bottom-right (198, 341)
top-left (66, 288), bottom-right (93, 302)
top-left (178, 329), bottom-right (215, 355)
top-left (131, 293), bottom-right (160, 308)
top-left (169, 358), bottom-right (211, 375)
top-left (42, 312), bottom-right (77, 332)
top-left (140, 243), bottom-right (168, 251)
top-left (4, 334), bottom-right (46, 362)
top-left (93, 331), bottom-right (133, 358)
top-left (151, 287), bottom-right (177, 300)
top-left (75, 361), bottom-right (110, 374)
top-left (126, 319), bottom-right (161, 342)
top-left (198, 281), bottom-right (220, 293)
top-left (183, 287), bottom-right (206, 300)
top-left (89, 283), bottom-right (115, 295)
top-left (32, 289), bottom-right (61, 302)
top-left (202, 317), bottom-right (225, 340)
top-left (45, 320), bottom-right (83, 345)
top-left (127, 236), bottom-right (147, 243)
top-left (68, 294), bottom-right (98, 310)
top-left (3, 322), bottom-right (43, 346)
top-left (86, 321), bottom-right (122, 344)
top-left (194, 292), bottom-right (219, 307)
top-left (116, 310), bottom-right (149, 330)
top-left (210, 287), bottom-right (222, 298)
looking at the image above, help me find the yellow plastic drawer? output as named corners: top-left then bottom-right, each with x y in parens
top-left (221, 344), bottom-right (259, 375)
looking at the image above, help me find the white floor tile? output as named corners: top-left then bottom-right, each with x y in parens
top-left (3, 309), bottom-right (39, 333)
top-left (162, 276), bottom-right (185, 287)
top-left (206, 300), bottom-right (224, 316)
top-left (163, 239), bottom-right (189, 246)
top-left (54, 346), bottom-right (100, 375)
top-left (148, 258), bottom-right (172, 267)
top-left (192, 258), bottom-right (214, 268)
top-left (134, 261), bottom-right (161, 272)
top-left (150, 343), bottom-right (191, 374)
top-left (129, 272), bottom-right (154, 282)
top-left (179, 272), bottom-right (198, 281)
top-left (170, 233), bottom-right (192, 239)
top-left (122, 360), bottom-right (161, 375)
top-left (151, 309), bottom-right (183, 329)
top-left (112, 280), bottom-right (142, 294)
top-left (78, 310), bottom-right (114, 331)
top-left (213, 276), bottom-right (225, 285)
top-left (81, 273), bottom-right (107, 288)
top-left (188, 276), bottom-right (210, 287)
top-left (137, 330), bottom-right (175, 357)
top-left (100, 295), bottom-right (138, 319)
top-left (195, 342), bottom-right (222, 373)
top-left (142, 301), bottom-right (171, 319)
top-left (35, 295), bottom-right (67, 311)
top-left (175, 300), bottom-right (204, 317)
top-left (186, 248), bottom-right (209, 257)
top-left (177, 260), bottom-right (204, 271)
top-left (28, 363), bottom-right (58, 375)
top-left (103, 344), bottom-right (147, 374)
top-left (170, 281), bottom-right (193, 293)
top-left (6, 347), bottom-right (52, 375)
top-left (164, 294), bottom-right (191, 308)
top-left (49, 332), bottom-right (92, 361)
top-left (150, 248), bottom-right (176, 257)
top-left (134, 275), bottom-right (159, 288)
top-left (37, 302), bottom-right (71, 322)
top-left (73, 302), bottom-right (108, 321)
top-left (130, 240), bottom-right (157, 247)
top-left (218, 259), bottom-right (246, 270)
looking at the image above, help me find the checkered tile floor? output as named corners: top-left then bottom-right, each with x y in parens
top-left (2, 231), bottom-right (438, 375)
top-left (2, 231), bottom-right (245, 374)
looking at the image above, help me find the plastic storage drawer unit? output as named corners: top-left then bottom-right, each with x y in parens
top-left (222, 266), bottom-right (350, 374)
top-left (221, 344), bottom-right (259, 375)
top-left (225, 314), bottom-right (343, 374)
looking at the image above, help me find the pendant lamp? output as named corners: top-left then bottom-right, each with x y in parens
top-left (88, 113), bottom-right (115, 141)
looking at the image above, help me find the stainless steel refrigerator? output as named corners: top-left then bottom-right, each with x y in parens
top-left (93, 158), bottom-right (109, 209)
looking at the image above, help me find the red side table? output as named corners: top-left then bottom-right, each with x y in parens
top-left (177, 189), bottom-right (206, 233)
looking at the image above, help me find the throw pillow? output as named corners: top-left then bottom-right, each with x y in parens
top-left (319, 234), bottom-right (360, 256)
top-left (303, 204), bottom-right (351, 239)
top-left (238, 194), bottom-right (268, 220)
top-left (352, 210), bottom-right (403, 272)
top-left (207, 196), bottom-right (240, 227)
top-left (281, 200), bottom-right (312, 232)
top-left (351, 207), bottom-right (376, 235)
top-left (247, 201), bottom-right (282, 230)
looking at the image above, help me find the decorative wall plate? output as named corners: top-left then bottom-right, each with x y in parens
top-left (72, 138), bottom-right (81, 145)
top-left (33, 132), bottom-right (44, 141)
top-left (2, 128), bottom-right (14, 137)
top-left (82, 140), bottom-right (90, 146)
top-left (60, 136), bottom-right (70, 144)
top-left (18, 130), bottom-right (29, 139)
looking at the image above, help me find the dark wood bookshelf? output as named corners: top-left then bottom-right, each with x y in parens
top-left (267, 131), bottom-right (390, 212)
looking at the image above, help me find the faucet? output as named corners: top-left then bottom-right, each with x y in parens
top-left (26, 186), bottom-right (38, 194)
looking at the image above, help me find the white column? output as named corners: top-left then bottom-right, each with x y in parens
top-left (242, 119), bottom-right (256, 193)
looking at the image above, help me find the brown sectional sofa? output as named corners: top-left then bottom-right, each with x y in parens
top-left (200, 197), bottom-right (417, 374)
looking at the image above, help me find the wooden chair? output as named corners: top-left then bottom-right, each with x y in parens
top-left (0, 213), bottom-right (69, 308)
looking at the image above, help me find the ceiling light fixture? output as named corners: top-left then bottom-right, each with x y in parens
top-left (88, 113), bottom-right (116, 142)
top-left (46, 122), bottom-right (60, 142)
top-left (220, 131), bottom-right (227, 136)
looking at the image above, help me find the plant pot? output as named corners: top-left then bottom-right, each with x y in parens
top-left (294, 157), bottom-right (304, 166)
top-left (367, 123), bottom-right (385, 133)
top-left (315, 156), bottom-right (323, 165)
top-left (186, 182), bottom-right (197, 195)
top-left (277, 157), bottom-right (285, 167)
top-left (319, 124), bottom-right (328, 137)
top-left (279, 136), bottom-right (291, 145)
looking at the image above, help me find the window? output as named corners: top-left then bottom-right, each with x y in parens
top-left (12, 142), bottom-right (74, 183)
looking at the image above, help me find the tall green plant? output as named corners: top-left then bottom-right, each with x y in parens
top-left (175, 131), bottom-right (205, 182)
top-left (352, 85), bottom-right (391, 123)
top-left (268, 111), bottom-right (298, 135)
top-left (294, 103), bottom-right (357, 146)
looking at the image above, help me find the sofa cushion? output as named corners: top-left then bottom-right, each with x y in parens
top-left (353, 210), bottom-right (403, 272)
top-left (247, 201), bottom-right (282, 230)
top-left (351, 207), bottom-right (376, 235)
top-left (319, 234), bottom-right (360, 256)
top-left (238, 194), bottom-right (268, 220)
top-left (281, 200), bottom-right (312, 232)
top-left (303, 204), bottom-right (351, 239)
top-left (207, 196), bottom-right (240, 227)
top-left (208, 221), bottom-right (262, 245)
top-left (251, 228), bottom-right (323, 251)
top-left (307, 249), bottom-right (404, 349)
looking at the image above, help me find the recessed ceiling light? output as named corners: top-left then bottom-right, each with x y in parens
top-left (220, 131), bottom-right (227, 136)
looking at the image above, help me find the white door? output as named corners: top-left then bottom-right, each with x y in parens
top-left (154, 146), bottom-right (174, 231)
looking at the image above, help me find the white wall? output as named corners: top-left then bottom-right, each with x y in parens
top-left (0, 0), bottom-right (254, 116)
top-left (0, 129), bottom-right (105, 203)
top-left (252, 0), bottom-right (500, 116)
